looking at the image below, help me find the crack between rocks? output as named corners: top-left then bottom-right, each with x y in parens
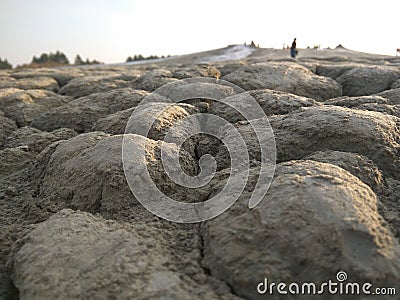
top-left (92, 183), bottom-right (103, 214)
top-left (197, 222), bottom-right (244, 299)
top-left (197, 223), bottom-right (211, 276)
top-left (189, 147), bottom-right (245, 299)
top-left (32, 143), bottom-right (61, 198)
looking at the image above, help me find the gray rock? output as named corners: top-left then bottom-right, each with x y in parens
top-left (0, 89), bottom-right (72, 127)
top-left (337, 66), bottom-right (400, 96)
top-left (214, 118), bottom-right (275, 170)
top-left (323, 96), bottom-right (400, 118)
top-left (37, 132), bottom-right (114, 211)
top-left (4, 126), bottom-right (77, 153)
top-left (209, 89), bottom-right (321, 123)
top-left (249, 88), bottom-right (322, 114)
top-left (58, 75), bottom-right (131, 98)
top-left (132, 69), bottom-right (179, 92)
top-left (90, 93), bottom-right (176, 136)
top-left (10, 68), bottom-right (86, 87)
top-left (296, 61), bottom-right (319, 73)
top-left (218, 62), bottom-right (246, 76)
top-left (216, 106), bottom-right (400, 179)
top-left (127, 102), bottom-right (201, 157)
top-left (31, 88), bottom-right (148, 132)
top-left (324, 95), bottom-right (390, 107)
top-left (222, 62), bottom-right (342, 101)
top-left (0, 148), bottom-right (35, 180)
top-left (324, 94), bottom-right (400, 118)
top-left (272, 106), bottom-right (400, 179)
top-left (157, 81), bottom-right (236, 102)
top-left (0, 88), bottom-right (23, 100)
top-left (0, 111), bottom-right (17, 147)
top-left (376, 88), bottom-right (400, 105)
top-left (303, 151), bottom-right (400, 240)
top-left (0, 76), bottom-right (59, 92)
top-left (392, 79), bottom-right (400, 89)
top-left (2, 55), bottom-right (400, 300)
top-left (38, 133), bottom-right (205, 219)
top-left (194, 134), bottom-right (223, 163)
top-left (202, 160), bottom-right (400, 300)
top-left (126, 102), bottom-right (199, 136)
top-left (92, 107), bottom-right (134, 134)
top-left (95, 102), bottom-right (199, 140)
top-left (315, 64), bottom-right (362, 79)
top-left (356, 103), bottom-right (400, 119)
top-left (304, 150), bottom-right (384, 193)
top-left (382, 178), bottom-right (400, 239)
top-left (10, 209), bottom-right (228, 300)
top-left (171, 65), bottom-right (221, 79)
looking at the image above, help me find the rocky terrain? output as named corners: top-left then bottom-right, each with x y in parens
top-left (0, 45), bottom-right (400, 299)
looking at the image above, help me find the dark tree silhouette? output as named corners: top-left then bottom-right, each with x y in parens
top-left (74, 55), bottom-right (84, 65)
top-left (0, 58), bottom-right (12, 69)
top-left (31, 50), bottom-right (69, 65)
top-left (126, 54), bottom-right (165, 62)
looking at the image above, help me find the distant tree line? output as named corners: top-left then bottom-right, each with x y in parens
top-left (74, 55), bottom-right (101, 65)
top-left (126, 54), bottom-right (171, 62)
top-left (3, 51), bottom-right (173, 70)
top-left (14, 51), bottom-right (103, 69)
top-left (32, 50), bottom-right (69, 65)
top-left (0, 57), bottom-right (12, 69)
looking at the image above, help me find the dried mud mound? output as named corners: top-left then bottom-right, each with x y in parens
top-left (0, 57), bottom-right (400, 299)
top-left (0, 76), bottom-right (59, 92)
top-left (0, 111), bottom-right (17, 147)
top-left (37, 132), bottom-right (205, 218)
top-left (222, 62), bottom-right (342, 101)
top-left (0, 89), bottom-right (72, 127)
top-left (31, 88), bottom-right (149, 132)
top-left (336, 66), bottom-right (400, 96)
top-left (10, 209), bottom-right (238, 300)
top-left (271, 106), bottom-right (400, 179)
top-left (3, 126), bottom-right (77, 153)
top-left (202, 161), bottom-right (400, 300)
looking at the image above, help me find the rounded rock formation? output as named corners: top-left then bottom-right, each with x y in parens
top-left (31, 88), bottom-right (148, 132)
top-left (202, 161), bottom-right (400, 300)
top-left (337, 66), bottom-right (400, 96)
top-left (222, 62), bottom-right (342, 101)
top-left (0, 89), bottom-right (72, 127)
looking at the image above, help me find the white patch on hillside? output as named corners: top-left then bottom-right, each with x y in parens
top-left (198, 45), bottom-right (255, 63)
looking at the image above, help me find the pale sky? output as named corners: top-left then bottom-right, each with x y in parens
top-left (0, 0), bottom-right (398, 66)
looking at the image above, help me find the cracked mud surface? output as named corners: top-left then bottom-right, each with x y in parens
top-left (1, 47), bottom-right (400, 299)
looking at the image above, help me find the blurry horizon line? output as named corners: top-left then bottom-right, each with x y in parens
top-left (1, 43), bottom-right (398, 68)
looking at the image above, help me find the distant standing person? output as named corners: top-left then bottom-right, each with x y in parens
top-left (290, 38), bottom-right (297, 58)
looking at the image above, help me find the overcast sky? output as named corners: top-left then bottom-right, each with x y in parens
top-left (0, 0), bottom-right (398, 66)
